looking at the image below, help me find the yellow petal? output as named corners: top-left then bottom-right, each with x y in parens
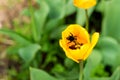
top-left (74, 0), bottom-right (96, 9)
top-left (68, 43), bottom-right (90, 62)
top-left (83, 32), bottom-right (99, 60)
top-left (59, 39), bottom-right (67, 50)
top-left (59, 40), bottom-right (78, 62)
top-left (60, 39), bottom-right (90, 63)
top-left (62, 24), bottom-right (90, 43)
top-left (59, 24), bottom-right (99, 63)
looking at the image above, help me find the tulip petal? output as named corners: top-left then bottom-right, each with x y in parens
top-left (74, 0), bottom-right (96, 9)
top-left (62, 24), bottom-right (90, 43)
top-left (59, 24), bottom-right (99, 63)
top-left (59, 40), bottom-right (79, 62)
top-left (68, 43), bottom-right (90, 62)
top-left (83, 32), bottom-right (99, 60)
top-left (60, 39), bottom-right (90, 63)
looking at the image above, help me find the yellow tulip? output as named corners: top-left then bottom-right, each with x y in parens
top-left (74, 0), bottom-right (96, 9)
top-left (59, 24), bottom-right (99, 63)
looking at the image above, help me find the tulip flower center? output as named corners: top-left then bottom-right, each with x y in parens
top-left (66, 33), bottom-right (83, 50)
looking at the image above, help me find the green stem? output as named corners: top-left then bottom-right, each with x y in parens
top-left (85, 9), bottom-right (89, 31)
top-left (79, 60), bottom-right (84, 80)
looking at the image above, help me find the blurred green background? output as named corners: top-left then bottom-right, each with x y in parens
top-left (0, 0), bottom-right (120, 80)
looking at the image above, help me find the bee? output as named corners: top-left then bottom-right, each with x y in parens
top-left (69, 45), bottom-right (80, 50)
top-left (66, 33), bottom-right (77, 44)
top-left (67, 33), bottom-right (83, 50)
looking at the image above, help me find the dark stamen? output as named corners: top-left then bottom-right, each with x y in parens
top-left (69, 45), bottom-right (81, 50)
top-left (80, 43), bottom-right (83, 46)
top-left (69, 45), bottom-right (77, 50)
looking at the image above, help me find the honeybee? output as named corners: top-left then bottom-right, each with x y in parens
top-left (66, 33), bottom-right (83, 50)
top-left (66, 33), bottom-right (77, 44)
top-left (69, 45), bottom-right (80, 49)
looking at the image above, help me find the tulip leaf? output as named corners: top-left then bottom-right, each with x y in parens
top-left (52, 66), bottom-right (78, 80)
top-left (18, 44), bottom-right (41, 63)
top-left (42, 0), bottom-right (65, 32)
top-left (64, 58), bottom-right (74, 68)
top-left (110, 67), bottom-right (120, 80)
top-left (30, 67), bottom-right (57, 80)
top-left (102, 0), bottom-right (120, 42)
top-left (65, 0), bottom-right (76, 16)
top-left (90, 77), bottom-right (110, 80)
top-left (35, 0), bottom-right (49, 41)
top-left (45, 18), bottom-right (61, 32)
top-left (97, 37), bottom-right (120, 68)
top-left (21, 0), bottom-right (49, 42)
top-left (0, 29), bottom-right (31, 45)
top-left (89, 67), bottom-right (120, 80)
top-left (84, 50), bottom-right (102, 80)
top-left (50, 25), bottom-right (66, 39)
top-left (45, 0), bottom-right (65, 19)
top-left (76, 7), bottom-right (95, 26)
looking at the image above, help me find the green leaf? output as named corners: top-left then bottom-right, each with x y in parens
top-left (51, 64), bottom-right (65, 73)
top-left (89, 67), bottom-right (120, 80)
top-left (31, 0), bottom-right (49, 42)
top-left (84, 50), bottom-right (102, 80)
top-left (45, 0), bottom-right (65, 19)
top-left (64, 58), bottom-right (74, 68)
top-left (45, 18), bottom-right (62, 32)
top-left (90, 77), bottom-right (110, 80)
top-left (97, 37), bottom-right (120, 68)
top-left (35, 0), bottom-right (49, 31)
top-left (53, 66), bottom-right (78, 80)
top-left (50, 25), bottom-right (66, 39)
top-left (30, 67), bottom-right (57, 80)
top-left (44, 0), bottom-right (66, 32)
top-left (76, 8), bottom-right (95, 26)
top-left (7, 45), bottom-right (22, 55)
top-left (0, 29), bottom-right (31, 45)
top-left (18, 44), bottom-right (41, 63)
top-left (65, 0), bottom-right (76, 16)
top-left (110, 67), bottom-right (120, 80)
top-left (102, 0), bottom-right (120, 42)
